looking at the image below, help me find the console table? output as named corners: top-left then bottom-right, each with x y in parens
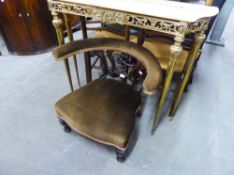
top-left (47, 0), bottom-right (218, 133)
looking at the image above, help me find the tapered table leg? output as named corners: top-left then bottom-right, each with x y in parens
top-left (52, 11), bottom-right (73, 91)
top-left (64, 14), bottom-right (81, 87)
top-left (169, 31), bottom-right (206, 117)
top-left (80, 16), bottom-right (92, 83)
top-left (151, 34), bottom-right (184, 134)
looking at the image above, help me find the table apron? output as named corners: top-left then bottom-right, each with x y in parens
top-left (48, 1), bottom-right (210, 36)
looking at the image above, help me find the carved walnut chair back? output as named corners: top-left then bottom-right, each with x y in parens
top-left (77, 17), bottom-right (148, 85)
top-left (61, 14), bottom-right (133, 88)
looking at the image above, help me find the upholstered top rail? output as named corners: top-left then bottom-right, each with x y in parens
top-left (52, 38), bottom-right (162, 94)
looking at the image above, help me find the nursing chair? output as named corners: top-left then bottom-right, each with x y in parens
top-left (53, 38), bottom-right (162, 161)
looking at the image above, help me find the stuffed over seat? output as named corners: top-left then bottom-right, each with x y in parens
top-left (55, 78), bottom-right (141, 149)
top-left (52, 38), bottom-right (162, 161)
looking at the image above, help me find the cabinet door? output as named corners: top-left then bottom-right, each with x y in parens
top-left (22, 0), bottom-right (58, 51)
top-left (0, 0), bottom-right (35, 54)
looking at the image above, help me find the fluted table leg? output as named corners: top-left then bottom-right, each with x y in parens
top-left (64, 14), bottom-right (81, 87)
top-left (151, 34), bottom-right (184, 134)
top-left (80, 16), bottom-right (92, 83)
top-left (52, 11), bottom-right (73, 91)
top-left (169, 31), bottom-right (206, 117)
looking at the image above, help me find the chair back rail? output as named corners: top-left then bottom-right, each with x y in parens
top-left (53, 38), bottom-right (162, 94)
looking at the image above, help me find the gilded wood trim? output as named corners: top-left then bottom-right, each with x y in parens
top-left (151, 34), bottom-right (185, 134)
top-left (169, 31), bottom-right (206, 117)
top-left (48, 0), bottom-right (210, 35)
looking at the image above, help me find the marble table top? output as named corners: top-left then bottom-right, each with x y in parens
top-left (57, 0), bottom-right (219, 22)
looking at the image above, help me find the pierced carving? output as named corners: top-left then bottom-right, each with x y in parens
top-left (126, 15), bottom-right (187, 34)
top-left (187, 18), bottom-right (210, 33)
top-left (88, 50), bottom-right (146, 92)
top-left (48, 1), bottom-right (210, 35)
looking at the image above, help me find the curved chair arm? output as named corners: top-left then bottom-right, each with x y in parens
top-left (52, 38), bottom-right (162, 95)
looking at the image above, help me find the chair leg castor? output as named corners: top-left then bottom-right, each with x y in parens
top-left (58, 118), bottom-right (71, 133)
top-left (115, 148), bottom-right (127, 162)
top-left (63, 126), bottom-right (71, 133)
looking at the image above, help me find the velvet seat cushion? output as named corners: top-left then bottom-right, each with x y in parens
top-left (55, 78), bottom-right (141, 149)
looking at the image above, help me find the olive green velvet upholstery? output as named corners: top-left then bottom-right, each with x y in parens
top-left (53, 38), bottom-right (162, 94)
top-left (55, 78), bottom-right (141, 149)
top-left (53, 38), bottom-right (162, 157)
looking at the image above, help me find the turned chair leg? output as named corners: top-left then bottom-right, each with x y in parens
top-left (115, 148), bottom-right (127, 162)
top-left (58, 118), bottom-right (71, 133)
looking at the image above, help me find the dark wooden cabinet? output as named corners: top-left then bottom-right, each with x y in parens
top-left (0, 0), bottom-right (58, 55)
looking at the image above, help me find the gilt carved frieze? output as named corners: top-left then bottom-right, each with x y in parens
top-left (187, 18), bottom-right (210, 33)
top-left (48, 0), bottom-right (210, 35)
